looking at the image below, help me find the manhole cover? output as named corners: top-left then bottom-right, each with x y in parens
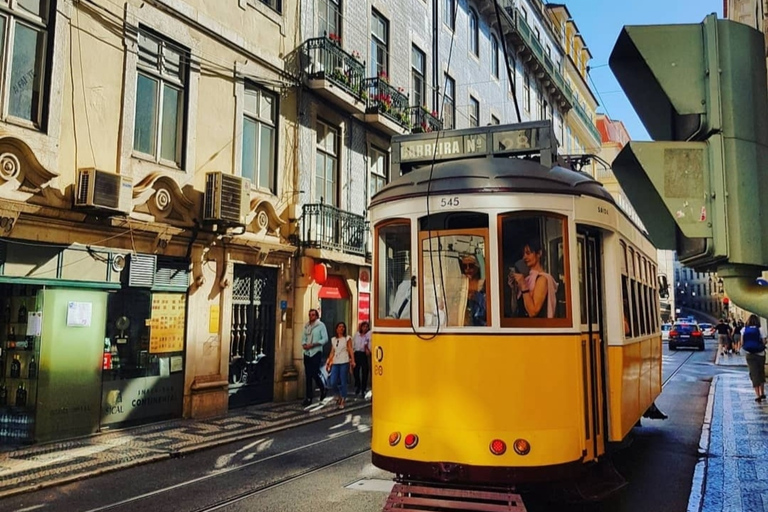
top-left (345, 479), bottom-right (396, 493)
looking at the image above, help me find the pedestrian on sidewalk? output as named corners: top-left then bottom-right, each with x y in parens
top-left (352, 321), bottom-right (372, 396)
top-left (741, 314), bottom-right (766, 402)
top-left (715, 319), bottom-right (732, 356)
top-left (301, 309), bottom-right (329, 406)
top-left (326, 322), bottom-right (355, 409)
top-left (733, 320), bottom-right (743, 354)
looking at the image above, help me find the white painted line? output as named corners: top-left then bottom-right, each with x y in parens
top-left (345, 478), bottom-right (396, 493)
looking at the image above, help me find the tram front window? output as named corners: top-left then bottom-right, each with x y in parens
top-left (499, 212), bottom-right (569, 326)
top-left (376, 221), bottom-right (412, 324)
top-left (419, 213), bottom-right (489, 327)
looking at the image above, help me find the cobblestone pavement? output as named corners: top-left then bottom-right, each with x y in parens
top-left (0, 395), bottom-right (370, 498)
top-left (688, 351), bottom-right (768, 512)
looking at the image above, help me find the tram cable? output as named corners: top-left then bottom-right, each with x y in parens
top-left (412, 0), bottom-right (462, 341)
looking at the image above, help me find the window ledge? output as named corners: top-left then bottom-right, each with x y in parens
top-left (131, 151), bottom-right (184, 172)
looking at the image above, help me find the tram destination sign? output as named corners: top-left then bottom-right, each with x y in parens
top-left (399, 134), bottom-right (486, 162)
top-left (393, 121), bottom-right (556, 173)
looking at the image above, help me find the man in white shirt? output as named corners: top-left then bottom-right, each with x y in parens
top-left (352, 321), bottom-right (372, 395)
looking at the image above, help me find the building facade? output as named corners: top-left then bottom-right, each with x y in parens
top-left (291, 1), bottom-right (602, 401)
top-left (0, 0), bottom-right (301, 445)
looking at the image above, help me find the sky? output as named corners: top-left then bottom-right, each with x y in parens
top-left (565, 0), bottom-right (724, 140)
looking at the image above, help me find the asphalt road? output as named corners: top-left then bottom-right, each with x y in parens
top-left (0, 338), bottom-right (744, 512)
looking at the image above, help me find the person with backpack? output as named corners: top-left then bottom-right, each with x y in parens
top-left (741, 314), bottom-right (766, 402)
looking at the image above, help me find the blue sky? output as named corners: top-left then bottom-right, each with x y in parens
top-left (565, 0), bottom-right (723, 140)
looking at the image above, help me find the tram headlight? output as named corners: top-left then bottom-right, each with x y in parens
top-left (388, 432), bottom-right (401, 446)
top-left (404, 433), bottom-right (419, 449)
top-left (489, 439), bottom-right (507, 456)
top-left (513, 439), bottom-right (531, 456)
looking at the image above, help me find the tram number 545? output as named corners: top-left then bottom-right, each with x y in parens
top-left (440, 196), bottom-right (460, 207)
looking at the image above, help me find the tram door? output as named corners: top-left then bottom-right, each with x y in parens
top-left (577, 230), bottom-right (607, 460)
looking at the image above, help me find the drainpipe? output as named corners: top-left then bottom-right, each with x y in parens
top-left (718, 263), bottom-right (768, 318)
top-left (432, 0), bottom-right (439, 109)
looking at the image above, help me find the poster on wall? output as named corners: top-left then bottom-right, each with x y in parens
top-left (148, 294), bottom-right (186, 353)
top-left (359, 268), bottom-right (371, 294)
top-left (67, 302), bottom-right (92, 327)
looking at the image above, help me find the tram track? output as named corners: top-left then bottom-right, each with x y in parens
top-left (82, 429), bottom-right (368, 512)
top-left (661, 350), bottom-right (698, 389)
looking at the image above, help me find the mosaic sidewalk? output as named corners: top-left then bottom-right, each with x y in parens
top-left (689, 373), bottom-right (768, 512)
top-left (0, 396), bottom-right (370, 498)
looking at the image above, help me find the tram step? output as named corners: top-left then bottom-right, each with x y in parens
top-left (383, 482), bottom-right (527, 512)
top-left (566, 457), bottom-right (627, 502)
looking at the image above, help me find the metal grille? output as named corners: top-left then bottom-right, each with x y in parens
top-left (228, 265), bottom-right (277, 407)
top-left (75, 170), bottom-right (90, 205)
top-left (384, 483), bottom-right (527, 511)
top-left (126, 254), bottom-right (156, 288)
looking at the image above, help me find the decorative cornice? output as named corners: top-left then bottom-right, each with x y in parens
top-left (0, 135), bottom-right (67, 208)
top-left (246, 196), bottom-right (285, 235)
top-left (132, 171), bottom-right (199, 227)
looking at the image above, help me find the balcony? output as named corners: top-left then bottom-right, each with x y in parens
top-left (301, 203), bottom-right (369, 258)
top-left (408, 106), bottom-right (443, 133)
top-left (362, 77), bottom-right (411, 136)
top-left (300, 37), bottom-right (367, 115)
top-left (571, 100), bottom-right (602, 144)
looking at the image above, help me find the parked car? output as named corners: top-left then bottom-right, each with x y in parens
top-left (669, 322), bottom-right (705, 351)
top-left (661, 323), bottom-right (672, 341)
top-left (699, 323), bottom-right (716, 339)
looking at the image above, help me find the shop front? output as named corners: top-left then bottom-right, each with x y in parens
top-left (0, 239), bottom-right (189, 445)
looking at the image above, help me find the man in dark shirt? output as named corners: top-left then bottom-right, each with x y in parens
top-left (715, 319), bottom-right (733, 356)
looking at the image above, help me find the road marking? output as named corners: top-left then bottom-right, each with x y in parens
top-left (345, 479), bottom-right (396, 493)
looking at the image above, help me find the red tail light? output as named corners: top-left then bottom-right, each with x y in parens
top-left (489, 439), bottom-right (507, 455)
top-left (692, 331), bottom-right (702, 337)
top-left (404, 434), bottom-right (419, 449)
top-left (669, 330), bottom-right (678, 337)
top-left (388, 432), bottom-right (401, 446)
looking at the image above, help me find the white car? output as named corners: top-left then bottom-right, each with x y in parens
top-left (661, 323), bottom-right (672, 341)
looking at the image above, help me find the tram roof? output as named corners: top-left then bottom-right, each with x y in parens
top-left (369, 156), bottom-right (616, 208)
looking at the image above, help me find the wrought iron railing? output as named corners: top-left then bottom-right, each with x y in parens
top-left (363, 77), bottom-right (410, 128)
top-left (300, 37), bottom-right (366, 100)
top-left (502, 4), bottom-right (602, 143)
top-left (301, 203), bottom-right (368, 256)
top-left (408, 106), bottom-right (443, 133)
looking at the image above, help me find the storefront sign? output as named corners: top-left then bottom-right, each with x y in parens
top-left (209, 304), bottom-right (220, 333)
top-left (148, 294), bottom-right (186, 353)
top-left (100, 374), bottom-right (183, 427)
top-left (358, 293), bottom-right (370, 323)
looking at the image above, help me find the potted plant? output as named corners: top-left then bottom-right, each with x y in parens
top-left (378, 70), bottom-right (390, 84)
top-left (328, 33), bottom-right (342, 46)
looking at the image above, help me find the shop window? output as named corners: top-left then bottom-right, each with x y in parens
top-left (499, 212), bottom-right (569, 326)
top-left (375, 221), bottom-right (411, 325)
top-left (418, 212), bottom-right (488, 327)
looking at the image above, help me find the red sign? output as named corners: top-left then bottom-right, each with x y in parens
top-left (102, 353), bottom-right (112, 370)
top-left (723, 297), bottom-right (730, 304)
top-left (358, 293), bottom-right (370, 324)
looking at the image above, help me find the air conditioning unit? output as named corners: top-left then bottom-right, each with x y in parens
top-left (74, 168), bottom-right (133, 214)
top-left (203, 172), bottom-right (250, 226)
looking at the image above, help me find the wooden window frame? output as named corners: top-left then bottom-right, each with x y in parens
top-left (374, 219), bottom-right (412, 328)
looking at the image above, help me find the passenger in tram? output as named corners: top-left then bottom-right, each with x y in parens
top-left (461, 254), bottom-right (487, 326)
top-left (507, 239), bottom-right (558, 318)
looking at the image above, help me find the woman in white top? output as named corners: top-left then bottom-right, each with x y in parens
top-left (326, 322), bottom-right (356, 408)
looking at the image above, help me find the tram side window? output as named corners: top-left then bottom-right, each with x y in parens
top-left (499, 212), bottom-right (569, 326)
top-left (620, 242), bottom-right (632, 337)
top-left (418, 212), bottom-right (488, 327)
top-left (375, 221), bottom-right (411, 323)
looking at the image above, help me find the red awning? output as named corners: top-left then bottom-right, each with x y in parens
top-left (318, 275), bottom-right (350, 299)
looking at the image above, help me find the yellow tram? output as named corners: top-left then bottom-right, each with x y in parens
top-left (369, 121), bottom-right (662, 496)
